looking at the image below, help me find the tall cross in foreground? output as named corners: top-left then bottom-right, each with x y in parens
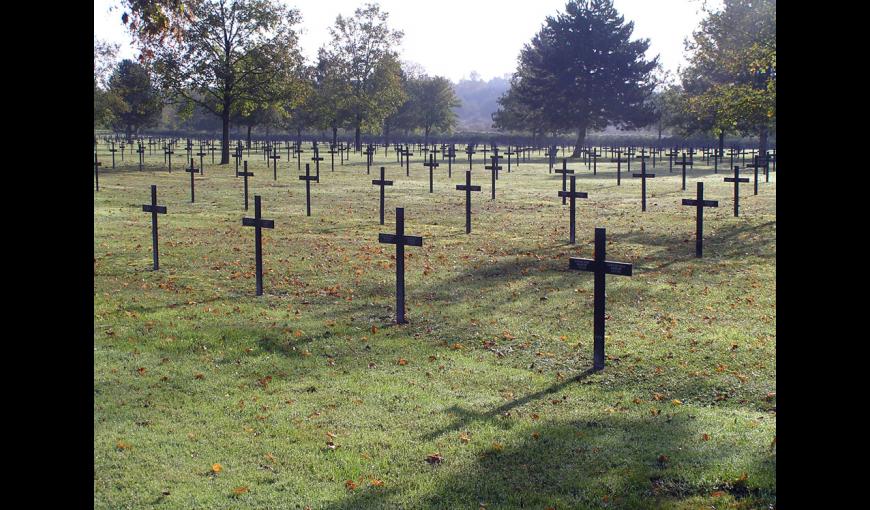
top-left (724, 165), bottom-right (749, 217)
top-left (378, 208), bottom-right (423, 324)
top-left (242, 195), bottom-right (275, 296)
top-left (681, 181), bottom-right (718, 257)
top-left (142, 185), bottom-right (167, 270)
top-left (632, 161), bottom-right (656, 212)
top-left (557, 175), bottom-right (588, 244)
top-left (568, 227), bottom-right (632, 371)
top-left (372, 166), bottom-right (393, 225)
top-left (456, 170), bottom-right (481, 234)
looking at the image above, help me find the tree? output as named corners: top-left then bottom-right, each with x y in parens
top-left (94, 39), bottom-right (120, 131)
top-left (493, 78), bottom-right (547, 144)
top-left (107, 59), bottom-right (163, 140)
top-left (148, 0), bottom-right (304, 164)
top-left (120, 0), bottom-right (199, 60)
top-left (681, 0), bottom-right (775, 154)
top-left (505, 0), bottom-right (659, 156)
top-left (321, 2), bottom-right (405, 151)
top-left (416, 76), bottom-right (461, 145)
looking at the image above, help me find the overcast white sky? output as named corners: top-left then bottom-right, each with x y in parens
top-left (94, 0), bottom-right (718, 82)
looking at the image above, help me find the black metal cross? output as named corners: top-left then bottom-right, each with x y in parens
top-left (185, 158), bottom-right (198, 203)
top-left (378, 207), bottom-right (423, 324)
top-left (372, 166), bottom-right (393, 225)
top-left (456, 170), bottom-right (481, 234)
top-left (364, 144), bottom-right (375, 175)
top-left (424, 153), bottom-right (439, 193)
top-left (165, 145), bottom-right (174, 173)
top-left (402, 146), bottom-right (414, 176)
top-left (109, 142), bottom-right (117, 169)
top-left (724, 165), bottom-right (749, 217)
top-left (311, 144), bottom-right (323, 178)
top-left (484, 151), bottom-right (502, 200)
top-left (674, 153), bottom-right (693, 191)
top-left (681, 181), bottom-right (718, 257)
top-left (197, 146), bottom-right (207, 175)
top-left (557, 175), bottom-right (588, 244)
top-left (555, 159), bottom-right (575, 204)
top-left (142, 185), bottom-right (167, 270)
top-left (137, 144), bottom-right (145, 171)
top-left (94, 153), bottom-right (102, 191)
top-left (447, 145), bottom-right (456, 178)
top-left (239, 161), bottom-right (254, 210)
top-left (568, 227), bottom-right (632, 371)
top-left (465, 144), bottom-right (476, 170)
top-left (299, 163), bottom-right (318, 216)
top-left (632, 160), bottom-right (656, 212)
top-left (505, 146), bottom-right (514, 173)
top-left (242, 195), bottom-right (275, 296)
top-left (270, 147), bottom-right (281, 180)
top-left (610, 150), bottom-right (628, 185)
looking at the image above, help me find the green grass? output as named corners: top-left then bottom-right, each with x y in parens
top-left (94, 145), bottom-right (775, 509)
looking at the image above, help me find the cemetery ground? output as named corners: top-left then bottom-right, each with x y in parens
top-left (94, 147), bottom-right (775, 509)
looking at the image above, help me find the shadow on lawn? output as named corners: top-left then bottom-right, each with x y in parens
top-left (320, 398), bottom-right (775, 509)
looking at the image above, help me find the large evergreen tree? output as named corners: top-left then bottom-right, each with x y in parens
top-left (502, 0), bottom-right (658, 156)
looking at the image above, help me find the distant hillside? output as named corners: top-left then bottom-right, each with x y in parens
top-left (452, 75), bottom-right (511, 132)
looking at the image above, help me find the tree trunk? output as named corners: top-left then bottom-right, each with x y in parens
top-left (246, 125), bottom-right (252, 149)
top-left (332, 126), bottom-right (337, 147)
top-left (384, 121), bottom-right (390, 147)
top-left (718, 131), bottom-right (725, 157)
top-left (221, 110), bottom-right (230, 164)
top-left (126, 124), bottom-right (133, 142)
top-left (571, 125), bottom-right (587, 157)
top-left (424, 126), bottom-right (430, 149)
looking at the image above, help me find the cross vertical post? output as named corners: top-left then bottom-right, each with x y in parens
top-left (142, 185), bottom-right (167, 270)
top-left (681, 181), bottom-right (718, 257)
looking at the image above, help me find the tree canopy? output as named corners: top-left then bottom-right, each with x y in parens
top-left (497, 0), bottom-right (659, 155)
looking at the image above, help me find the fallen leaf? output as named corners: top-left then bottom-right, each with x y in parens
top-left (345, 480), bottom-right (357, 491)
top-left (425, 453), bottom-right (443, 465)
top-left (233, 486), bottom-right (248, 495)
top-left (211, 463), bottom-right (222, 474)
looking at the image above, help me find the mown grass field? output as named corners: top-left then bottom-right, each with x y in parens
top-left (94, 143), bottom-right (775, 509)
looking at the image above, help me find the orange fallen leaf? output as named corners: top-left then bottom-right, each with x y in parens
top-left (116, 441), bottom-right (131, 450)
top-left (345, 480), bottom-right (357, 491)
top-left (459, 432), bottom-right (470, 444)
top-left (370, 479), bottom-right (384, 487)
top-left (397, 358), bottom-right (408, 366)
top-left (425, 453), bottom-right (443, 465)
top-left (371, 325), bottom-right (378, 334)
top-left (211, 463), bottom-right (223, 474)
top-left (233, 486), bottom-right (249, 495)
top-left (701, 433), bottom-right (710, 441)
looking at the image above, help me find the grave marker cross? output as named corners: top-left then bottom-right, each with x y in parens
top-left (185, 158), bottom-right (198, 202)
top-left (631, 161), bottom-right (656, 211)
top-left (555, 159), bottom-right (575, 204)
top-left (372, 166), bottom-right (393, 225)
top-left (674, 153), bottom-right (693, 191)
top-left (484, 151), bottom-right (502, 200)
top-left (238, 161), bottom-right (254, 210)
top-left (568, 227), bottom-right (632, 371)
top-left (681, 181), bottom-right (718, 257)
top-left (94, 153), bottom-right (102, 191)
top-left (424, 153), bottom-right (439, 193)
top-left (299, 163), bottom-right (318, 216)
top-left (378, 207), bottom-right (423, 324)
top-left (724, 165), bottom-right (749, 217)
top-left (557, 175), bottom-right (588, 244)
top-left (242, 195), bottom-right (275, 296)
top-left (455, 170), bottom-right (481, 234)
top-left (142, 185), bottom-right (167, 270)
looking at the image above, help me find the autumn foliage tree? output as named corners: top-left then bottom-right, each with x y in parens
top-left (148, 0), bottom-right (304, 164)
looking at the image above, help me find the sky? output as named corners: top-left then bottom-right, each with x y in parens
top-left (94, 0), bottom-right (719, 82)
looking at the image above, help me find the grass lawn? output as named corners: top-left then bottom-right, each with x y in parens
top-left (94, 143), bottom-right (775, 509)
